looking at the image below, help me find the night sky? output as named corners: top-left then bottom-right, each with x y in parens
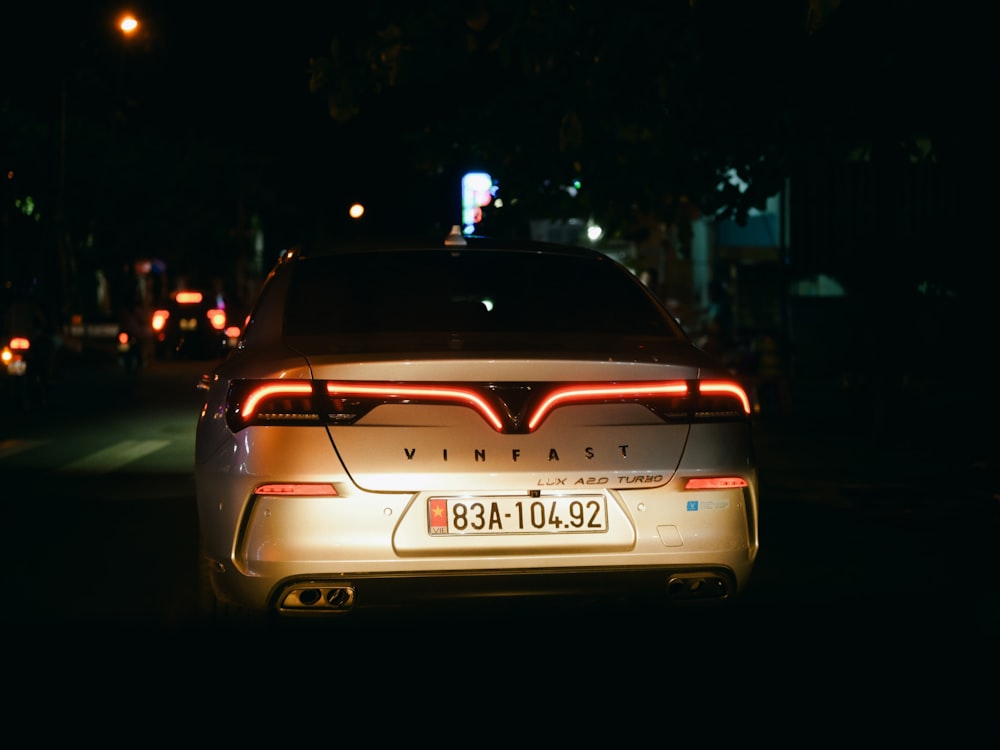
top-left (3, 2), bottom-right (996, 299)
top-left (3, 2), bottom-right (389, 279)
top-left (4, 3), bottom-right (336, 135)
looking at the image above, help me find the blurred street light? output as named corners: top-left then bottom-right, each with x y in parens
top-left (119, 14), bottom-right (139, 35)
top-left (56, 11), bottom-right (145, 318)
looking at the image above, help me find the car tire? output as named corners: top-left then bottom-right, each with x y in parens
top-left (196, 548), bottom-right (271, 631)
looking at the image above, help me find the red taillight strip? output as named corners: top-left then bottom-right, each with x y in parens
top-left (326, 382), bottom-right (505, 431)
top-left (685, 476), bottom-right (749, 490)
top-left (241, 381), bottom-right (314, 419)
top-left (232, 378), bottom-right (751, 432)
top-left (254, 482), bottom-right (338, 496)
top-left (699, 381), bottom-right (751, 415)
top-left (8, 337), bottom-right (30, 351)
top-left (527, 382), bottom-right (689, 431)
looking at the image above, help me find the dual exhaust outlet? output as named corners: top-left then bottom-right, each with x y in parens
top-left (277, 572), bottom-right (728, 614)
top-left (666, 573), bottom-right (730, 601)
top-left (279, 584), bottom-right (356, 612)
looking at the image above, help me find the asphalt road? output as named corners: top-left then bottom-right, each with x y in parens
top-left (2, 341), bottom-right (998, 723)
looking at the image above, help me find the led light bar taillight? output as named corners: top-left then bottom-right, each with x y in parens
top-left (326, 382), bottom-right (506, 431)
top-left (698, 381), bottom-right (751, 416)
top-left (225, 378), bottom-right (751, 433)
top-left (527, 382), bottom-right (690, 431)
top-left (235, 381), bottom-right (318, 425)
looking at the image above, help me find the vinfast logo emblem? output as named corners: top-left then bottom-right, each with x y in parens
top-left (230, 379), bottom-right (751, 435)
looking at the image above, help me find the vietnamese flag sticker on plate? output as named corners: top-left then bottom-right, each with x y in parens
top-left (428, 498), bottom-right (448, 534)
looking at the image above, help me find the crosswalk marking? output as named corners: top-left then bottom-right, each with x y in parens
top-left (58, 440), bottom-right (171, 474)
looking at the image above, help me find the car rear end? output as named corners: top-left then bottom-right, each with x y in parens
top-left (152, 289), bottom-right (230, 360)
top-left (195, 236), bottom-right (759, 618)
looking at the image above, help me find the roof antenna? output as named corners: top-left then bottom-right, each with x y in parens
top-left (444, 225), bottom-right (467, 247)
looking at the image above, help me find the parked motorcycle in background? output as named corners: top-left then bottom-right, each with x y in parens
top-left (116, 304), bottom-right (146, 377)
top-left (2, 334), bottom-right (37, 411)
top-left (2, 336), bottom-right (30, 376)
top-left (1, 282), bottom-right (55, 412)
top-left (116, 327), bottom-right (143, 376)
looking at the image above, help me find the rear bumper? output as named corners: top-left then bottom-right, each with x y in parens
top-left (259, 565), bottom-right (740, 616)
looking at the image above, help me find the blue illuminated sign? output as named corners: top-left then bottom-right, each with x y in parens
top-left (462, 172), bottom-right (495, 235)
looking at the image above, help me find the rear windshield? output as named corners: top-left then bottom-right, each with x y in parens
top-left (283, 249), bottom-right (685, 342)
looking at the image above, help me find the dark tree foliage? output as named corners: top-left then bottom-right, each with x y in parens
top-left (307, 0), bottom-right (989, 307)
top-left (0, 5), bottom-right (286, 305)
top-left (308, 0), bottom-right (818, 240)
top-left (3, 1), bottom-right (989, 316)
top-left (788, 0), bottom-right (990, 304)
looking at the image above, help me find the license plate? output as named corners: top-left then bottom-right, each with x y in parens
top-left (428, 496), bottom-right (608, 536)
top-left (179, 318), bottom-right (198, 330)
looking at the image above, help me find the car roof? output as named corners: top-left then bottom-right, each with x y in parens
top-left (279, 230), bottom-right (609, 263)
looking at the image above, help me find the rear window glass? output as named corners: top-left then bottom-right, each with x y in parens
top-left (283, 249), bottom-right (684, 341)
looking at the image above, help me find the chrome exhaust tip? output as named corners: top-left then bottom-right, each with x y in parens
top-left (666, 573), bottom-right (730, 601)
top-left (278, 583), bottom-right (356, 612)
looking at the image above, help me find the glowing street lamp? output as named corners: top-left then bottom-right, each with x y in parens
top-left (119, 14), bottom-right (139, 35)
top-left (56, 11), bottom-right (144, 316)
